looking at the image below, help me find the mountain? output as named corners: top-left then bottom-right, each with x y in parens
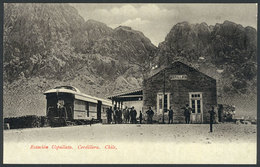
top-left (72, 24), bottom-right (156, 68)
top-left (155, 21), bottom-right (257, 117)
top-left (71, 19), bottom-right (113, 53)
top-left (3, 3), bottom-right (256, 118)
top-left (3, 3), bottom-right (156, 117)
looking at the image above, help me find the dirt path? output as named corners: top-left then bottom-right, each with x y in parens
top-left (4, 123), bottom-right (256, 143)
top-left (4, 123), bottom-right (257, 164)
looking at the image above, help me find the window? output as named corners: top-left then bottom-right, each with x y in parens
top-left (192, 100), bottom-right (195, 113)
top-left (89, 102), bottom-right (97, 113)
top-left (159, 95), bottom-right (163, 109)
top-left (191, 93), bottom-right (201, 99)
top-left (74, 99), bottom-right (86, 110)
top-left (189, 92), bottom-right (203, 114)
top-left (157, 93), bottom-right (170, 114)
top-left (197, 100), bottom-right (201, 113)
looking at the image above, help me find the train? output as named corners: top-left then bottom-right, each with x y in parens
top-left (44, 86), bottom-right (112, 127)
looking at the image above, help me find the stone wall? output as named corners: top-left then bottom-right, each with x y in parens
top-left (143, 61), bottom-right (217, 123)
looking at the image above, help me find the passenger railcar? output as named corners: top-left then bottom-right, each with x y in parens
top-left (44, 86), bottom-right (112, 126)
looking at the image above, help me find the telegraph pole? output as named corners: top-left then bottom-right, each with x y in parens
top-left (163, 68), bottom-right (165, 124)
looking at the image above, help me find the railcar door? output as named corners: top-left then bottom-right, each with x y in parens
top-left (189, 92), bottom-right (203, 123)
top-left (97, 101), bottom-right (102, 121)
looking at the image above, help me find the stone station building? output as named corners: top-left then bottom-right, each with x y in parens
top-left (109, 61), bottom-right (217, 123)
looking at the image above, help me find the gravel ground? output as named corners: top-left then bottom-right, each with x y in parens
top-left (4, 123), bottom-right (256, 143)
top-left (4, 123), bottom-right (257, 164)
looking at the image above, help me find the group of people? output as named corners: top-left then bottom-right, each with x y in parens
top-left (105, 104), bottom-right (192, 125)
top-left (106, 104), bottom-right (216, 132)
top-left (106, 106), bottom-right (157, 124)
top-left (106, 106), bottom-right (140, 124)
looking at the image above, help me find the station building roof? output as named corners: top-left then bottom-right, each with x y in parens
top-left (107, 61), bottom-right (216, 102)
top-left (107, 88), bottom-right (143, 102)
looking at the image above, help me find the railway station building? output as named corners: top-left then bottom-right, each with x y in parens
top-left (143, 61), bottom-right (217, 124)
top-left (109, 61), bottom-right (217, 124)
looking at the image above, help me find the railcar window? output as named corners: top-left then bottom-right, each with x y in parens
top-left (74, 99), bottom-right (86, 110)
top-left (89, 103), bottom-right (97, 113)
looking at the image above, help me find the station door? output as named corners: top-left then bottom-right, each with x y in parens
top-left (189, 92), bottom-right (203, 123)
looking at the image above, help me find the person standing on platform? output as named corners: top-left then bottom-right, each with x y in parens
top-left (139, 111), bottom-right (143, 124)
top-left (130, 107), bottom-right (137, 124)
top-left (218, 104), bottom-right (223, 123)
top-left (112, 105), bottom-right (116, 124)
top-left (183, 104), bottom-right (191, 124)
top-left (126, 108), bottom-right (130, 123)
top-left (208, 106), bottom-right (216, 132)
top-left (118, 107), bottom-right (122, 124)
top-left (168, 107), bottom-right (174, 124)
top-left (114, 107), bottom-right (119, 124)
top-left (57, 100), bottom-right (67, 126)
top-left (123, 106), bottom-right (128, 123)
top-left (106, 107), bottom-right (113, 124)
top-left (133, 107), bottom-right (137, 124)
top-left (129, 107), bottom-right (133, 124)
top-left (146, 107), bottom-right (154, 124)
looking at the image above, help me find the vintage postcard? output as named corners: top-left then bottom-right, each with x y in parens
top-left (3, 2), bottom-right (257, 164)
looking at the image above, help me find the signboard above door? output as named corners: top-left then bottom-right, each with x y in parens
top-left (169, 75), bottom-right (188, 80)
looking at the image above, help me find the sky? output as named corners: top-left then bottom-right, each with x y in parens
top-left (71, 3), bottom-right (257, 46)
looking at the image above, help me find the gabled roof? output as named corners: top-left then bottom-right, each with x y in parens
top-left (107, 87), bottom-right (142, 99)
top-left (146, 61), bottom-right (216, 81)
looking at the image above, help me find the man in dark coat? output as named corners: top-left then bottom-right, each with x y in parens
top-left (133, 107), bottom-right (137, 124)
top-left (218, 104), bottom-right (223, 123)
top-left (106, 107), bottom-right (113, 124)
top-left (146, 107), bottom-right (154, 124)
top-left (126, 108), bottom-right (130, 123)
top-left (118, 107), bottom-right (122, 124)
top-left (129, 108), bottom-right (133, 124)
top-left (57, 100), bottom-right (67, 126)
top-left (183, 104), bottom-right (191, 124)
top-left (208, 106), bottom-right (216, 132)
top-left (123, 106), bottom-right (129, 123)
top-left (114, 108), bottom-right (119, 124)
top-left (168, 107), bottom-right (174, 124)
top-left (139, 111), bottom-right (143, 124)
top-left (130, 107), bottom-right (137, 124)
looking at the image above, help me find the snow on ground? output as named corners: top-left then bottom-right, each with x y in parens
top-left (4, 123), bottom-right (256, 143)
top-left (4, 123), bottom-right (257, 164)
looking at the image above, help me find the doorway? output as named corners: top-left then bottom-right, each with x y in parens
top-left (157, 93), bottom-right (170, 114)
top-left (189, 92), bottom-right (203, 123)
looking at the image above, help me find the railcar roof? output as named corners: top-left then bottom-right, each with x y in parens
top-left (44, 87), bottom-right (112, 106)
top-left (54, 86), bottom-right (80, 92)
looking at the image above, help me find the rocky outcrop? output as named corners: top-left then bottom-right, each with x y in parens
top-left (3, 4), bottom-right (156, 117)
top-left (155, 21), bottom-right (257, 117)
top-left (3, 3), bottom-right (256, 118)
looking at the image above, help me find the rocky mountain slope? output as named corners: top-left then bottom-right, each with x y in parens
top-left (3, 4), bottom-right (256, 118)
top-left (155, 21), bottom-right (257, 117)
top-left (3, 3), bottom-right (156, 117)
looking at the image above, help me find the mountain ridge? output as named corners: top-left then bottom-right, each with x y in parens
top-left (3, 4), bottom-right (257, 118)
top-left (155, 20), bottom-right (256, 117)
top-left (3, 3), bottom-right (156, 117)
